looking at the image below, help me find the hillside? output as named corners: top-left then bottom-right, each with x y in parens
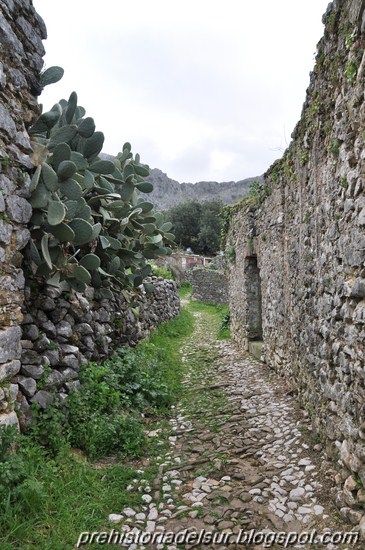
top-left (143, 169), bottom-right (264, 210)
top-left (100, 154), bottom-right (263, 210)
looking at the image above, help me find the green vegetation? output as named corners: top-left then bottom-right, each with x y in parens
top-left (0, 292), bottom-right (234, 549)
top-left (1, 156), bottom-right (9, 170)
top-left (27, 89), bottom-right (175, 298)
top-left (178, 280), bottom-right (192, 299)
top-left (220, 180), bottom-right (270, 250)
top-left (150, 263), bottom-right (175, 280)
top-left (299, 150), bottom-right (309, 166)
top-left (0, 307), bottom-right (194, 549)
top-left (164, 198), bottom-right (223, 255)
top-left (328, 138), bottom-right (340, 158)
top-left (0, 426), bottom-right (143, 550)
top-left (227, 244), bottom-right (236, 263)
top-left (189, 300), bottom-right (230, 340)
top-left (218, 309), bottom-right (231, 340)
top-left (345, 59), bottom-right (358, 82)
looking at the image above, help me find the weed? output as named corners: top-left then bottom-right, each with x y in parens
top-left (1, 157), bottom-right (9, 170)
top-left (151, 264), bottom-right (175, 280)
top-left (178, 281), bottom-right (192, 299)
top-left (227, 244), bottom-right (236, 263)
top-left (345, 60), bottom-right (357, 82)
top-left (218, 309), bottom-right (231, 340)
top-left (299, 150), bottom-right (309, 166)
top-left (47, 341), bottom-right (58, 351)
top-left (328, 139), bottom-right (340, 158)
top-left (0, 213), bottom-right (11, 223)
top-left (345, 32), bottom-right (354, 49)
top-left (36, 363), bottom-right (52, 390)
top-left (0, 307), bottom-right (195, 548)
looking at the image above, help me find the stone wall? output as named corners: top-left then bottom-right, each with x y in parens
top-left (0, 2), bottom-right (180, 432)
top-left (17, 278), bottom-right (179, 429)
top-left (189, 269), bottom-right (228, 305)
top-left (0, 0), bottom-right (45, 428)
top-left (226, 0), bottom-right (365, 521)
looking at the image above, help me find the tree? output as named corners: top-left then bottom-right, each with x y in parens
top-left (165, 199), bottom-right (223, 255)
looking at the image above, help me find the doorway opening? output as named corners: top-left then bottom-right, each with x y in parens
top-left (245, 256), bottom-right (263, 357)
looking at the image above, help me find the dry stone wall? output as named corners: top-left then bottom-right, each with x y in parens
top-left (0, 0), bottom-right (45, 428)
top-left (17, 278), bottom-right (179, 429)
top-left (0, 2), bottom-right (180, 431)
top-left (227, 0), bottom-right (365, 518)
top-left (189, 269), bottom-right (228, 305)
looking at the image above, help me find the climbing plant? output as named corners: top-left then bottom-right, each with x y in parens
top-left (26, 91), bottom-right (175, 298)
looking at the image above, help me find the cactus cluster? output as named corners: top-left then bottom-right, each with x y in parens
top-left (27, 91), bottom-right (175, 297)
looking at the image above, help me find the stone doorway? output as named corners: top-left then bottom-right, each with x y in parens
top-left (245, 256), bottom-right (263, 359)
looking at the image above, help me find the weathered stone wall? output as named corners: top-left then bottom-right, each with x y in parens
top-left (227, 0), bottom-right (365, 521)
top-left (0, 0), bottom-right (45, 428)
top-left (17, 278), bottom-right (179, 428)
top-left (189, 269), bottom-right (228, 305)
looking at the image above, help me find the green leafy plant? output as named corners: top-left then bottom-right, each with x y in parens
top-left (328, 138), bottom-right (340, 158)
top-left (151, 263), bottom-right (175, 280)
top-left (345, 60), bottom-right (357, 82)
top-left (1, 156), bottom-right (9, 170)
top-left (218, 309), bottom-right (230, 339)
top-left (178, 280), bottom-right (192, 298)
top-left (227, 244), bottom-right (236, 263)
top-left (299, 150), bottom-right (309, 166)
top-left (27, 90), bottom-right (176, 298)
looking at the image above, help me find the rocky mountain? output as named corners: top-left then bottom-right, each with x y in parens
top-left (101, 154), bottom-right (263, 210)
top-left (142, 169), bottom-right (264, 210)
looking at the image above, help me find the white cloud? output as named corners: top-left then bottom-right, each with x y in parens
top-left (33, 0), bottom-right (329, 182)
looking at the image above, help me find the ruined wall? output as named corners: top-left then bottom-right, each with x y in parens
top-left (189, 269), bottom-right (228, 305)
top-left (0, 0), bottom-right (45, 428)
top-left (227, 0), bottom-right (365, 521)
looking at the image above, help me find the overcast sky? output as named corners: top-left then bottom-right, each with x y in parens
top-left (33, 0), bottom-right (329, 184)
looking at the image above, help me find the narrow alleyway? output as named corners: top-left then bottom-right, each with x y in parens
top-left (110, 303), bottom-right (355, 549)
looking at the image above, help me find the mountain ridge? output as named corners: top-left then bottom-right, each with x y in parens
top-left (100, 154), bottom-right (263, 210)
top-left (143, 168), bottom-right (264, 210)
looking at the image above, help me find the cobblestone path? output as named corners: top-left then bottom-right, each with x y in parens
top-left (110, 306), bottom-right (355, 549)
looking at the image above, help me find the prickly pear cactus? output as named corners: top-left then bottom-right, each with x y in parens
top-left (27, 91), bottom-right (175, 297)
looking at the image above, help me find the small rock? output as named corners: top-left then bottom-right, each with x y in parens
top-left (108, 514), bottom-right (123, 523)
top-left (148, 508), bottom-right (158, 521)
top-left (146, 520), bottom-right (156, 532)
top-left (289, 487), bottom-right (305, 501)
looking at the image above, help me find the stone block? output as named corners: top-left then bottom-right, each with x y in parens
top-left (0, 327), bottom-right (22, 362)
top-left (20, 364), bottom-right (44, 379)
top-left (0, 220), bottom-right (12, 244)
top-left (0, 411), bottom-right (19, 429)
top-left (30, 390), bottom-right (54, 409)
top-left (17, 375), bottom-right (37, 398)
top-left (0, 360), bottom-right (21, 382)
top-left (0, 102), bottom-right (16, 139)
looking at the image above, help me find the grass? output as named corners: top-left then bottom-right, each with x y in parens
top-left (0, 436), bottom-right (143, 550)
top-left (178, 280), bottom-right (192, 299)
top-left (188, 300), bottom-right (230, 339)
top-left (0, 306), bottom-right (194, 550)
top-left (0, 294), bottom-right (230, 549)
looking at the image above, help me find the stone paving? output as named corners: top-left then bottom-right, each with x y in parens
top-left (108, 308), bottom-right (355, 549)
